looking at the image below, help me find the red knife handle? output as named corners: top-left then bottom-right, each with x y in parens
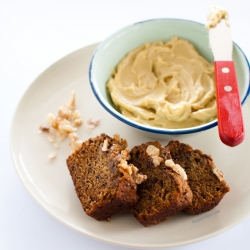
top-left (214, 61), bottom-right (245, 147)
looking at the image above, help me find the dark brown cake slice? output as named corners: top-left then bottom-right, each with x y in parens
top-left (66, 133), bottom-right (146, 221)
top-left (165, 140), bottom-right (230, 215)
top-left (129, 141), bottom-right (193, 227)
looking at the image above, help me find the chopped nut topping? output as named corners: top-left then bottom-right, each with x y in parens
top-left (121, 148), bottom-right (130, 159)
top-left (118, 149), bottom-right (147, 184)
top-left (113, 134), bottom-right (121, 142)
top-left (213, 168), bottom-right (224, 181)
top-left (68, 91), bottom-right (76, 110)
top-left (120, 159), bottom-right (132, 175)
top-left (165, 159), bottom-right (187, 180)
top-left (102, 139), bottom-right (109, 151)
top-left (39, 91), bottom-right (101, 159)
top-left (58, 106), bottom-right (71, 119)
top-left (73, 118), bottom-right (83, 127)
top-left (68, 132), bottom-right (78, 142)
top-left (70, 140), bottom-right (83, 153)
top-left (71, 110), bottom-right (81, 120)
top-left (47, 113), bottom-right (58, 129)
top-left (58, 120), bottom-right (77, 133)
top-left (131, 164), bottom-right (147, 184)
top-left (39, 91), bottom-right (85, 159)
top-left (146, 145), bottom-right (163, 167)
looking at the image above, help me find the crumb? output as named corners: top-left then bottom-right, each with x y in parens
top-left (39, 126), bottom-right (50, 133)
top-left (86, 118), bottom-right (100, 129)
top-left (48, 152), bottom-right (57, 159)
top-left (47, 135), bottom-right (56, 142)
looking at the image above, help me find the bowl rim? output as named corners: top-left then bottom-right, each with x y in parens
top-left (89, 18), bottom-right (250, 135)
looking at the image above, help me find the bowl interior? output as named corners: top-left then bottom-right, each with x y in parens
top-left (90, 19), bottom-right (250, 133)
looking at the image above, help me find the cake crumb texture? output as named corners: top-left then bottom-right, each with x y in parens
top-left (166, 140), bottom-right (230, 215)
top-left (66, 133), bottom-right (140, 221)
top-left (129, 141), bottom-right (193, 226)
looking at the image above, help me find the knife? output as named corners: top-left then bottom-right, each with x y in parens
top-left (208, 18), bottom-right (245, 147)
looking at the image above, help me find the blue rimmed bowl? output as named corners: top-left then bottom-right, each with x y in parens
top-left (89, 19), bottom-right (250, 137)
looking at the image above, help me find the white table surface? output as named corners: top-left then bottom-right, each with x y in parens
top-left (1, 0), bottom-right (250, 249)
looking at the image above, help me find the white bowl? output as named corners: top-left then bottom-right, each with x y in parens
top-left (89, 19), bottom-right (250, 136)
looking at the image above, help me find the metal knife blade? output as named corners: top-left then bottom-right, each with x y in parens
top-left (208, 19), bottom-right (245, 147)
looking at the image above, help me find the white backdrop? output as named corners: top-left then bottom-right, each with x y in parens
top-left (1, 0), bottom-right (250, 249)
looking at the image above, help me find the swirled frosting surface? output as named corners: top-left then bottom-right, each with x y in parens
top-left (107, 37), bottom-right (216, 129)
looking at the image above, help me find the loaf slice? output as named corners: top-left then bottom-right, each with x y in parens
top-left (66, 133), bottom-right (146, 221)
top-left (129, 141), bottom-right (193, 227)
top-left (165, 140), bottom-right (230, 215)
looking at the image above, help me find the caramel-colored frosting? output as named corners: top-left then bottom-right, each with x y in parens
top-left (107, 37), bottom-right (216, 129)
top-left (206, 6), bottom-right (229, 29)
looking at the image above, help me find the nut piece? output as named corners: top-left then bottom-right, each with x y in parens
top-left (113, 134), bottom-right (128, 148)
top-left (48, 152), bottom-right (57, 159)
top-left (39, 91), bottom-right (85, 158)
top-left (102, 139), bottom-right (109, 151)
top-left (113, 134), bottom-right (121, 142)
top-left (146, 145), bottom-right (163, 167)
top-left (119, 159), bottom-right (133, 175)
top-left (70, 140), bottom-right (83, 153)
top-left (47, 113), bottom-right (58, 129)
top-left (213, 168), bottom-right (224, 181)
top-left (73, 118), bottom-right (82, 127)
top-left (39, 126), bottom-right (50, 133)
top-left (165, 159), bottom-right (187, 180)
top-left (86, 118), bottom-right (100, 129)
top-left (118, 148), bottom-right (147, 184)
top-left (131, 164), bottom-right (147, 184)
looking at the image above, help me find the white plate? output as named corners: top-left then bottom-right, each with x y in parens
top-left (10, 43), bottom-right (250, 249)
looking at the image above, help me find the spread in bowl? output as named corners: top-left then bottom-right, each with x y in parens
top-left (107, 37), bottom-right (217, 129)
